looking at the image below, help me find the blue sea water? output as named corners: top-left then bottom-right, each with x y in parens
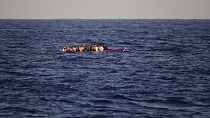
top-left (0, 19), bottom-right (210, 118)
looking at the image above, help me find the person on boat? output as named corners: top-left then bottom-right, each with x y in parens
top-left (95, 46), bottom-right (99, 52)
top-left (84, 45), bottom-right (91, 51)
top-left (90, 44), bottom-right (97, 51)
top-left (98, 45), bottom-right (104, 51)
top-left (78, 45), bottom-right (85, 52)
top-left (101, 43), bottom-right (108, 50)
top-left (62, 47), bottom-right (68, 51)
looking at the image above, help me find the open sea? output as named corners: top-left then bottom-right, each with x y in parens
top-left (0, 19), bottom-right (210, 118)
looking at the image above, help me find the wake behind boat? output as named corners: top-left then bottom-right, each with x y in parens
top-left (62, 43), bottom-right (126, 52)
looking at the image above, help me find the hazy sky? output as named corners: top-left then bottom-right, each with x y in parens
top-left (0, 0), bottom-right (210, 19)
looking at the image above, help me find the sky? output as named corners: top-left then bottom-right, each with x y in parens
top-left (0, 0), bottom-right (210, 19)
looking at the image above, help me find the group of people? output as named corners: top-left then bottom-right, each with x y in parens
top-left (62, 43), bottom-right (108, 52)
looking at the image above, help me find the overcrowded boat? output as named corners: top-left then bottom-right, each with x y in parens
top-left (62, 43), bottom-right (126, 52)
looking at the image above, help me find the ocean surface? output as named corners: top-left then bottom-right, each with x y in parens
top-left (0, 19), bottom-right (210, 118)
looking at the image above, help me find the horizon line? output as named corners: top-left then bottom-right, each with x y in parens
top-left (0, 18), bottom-right (210, 20)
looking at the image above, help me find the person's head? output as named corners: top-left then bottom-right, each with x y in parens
top-left (95, 46), bottom-right (99, 52)
top-left (102, 43), bottom-right (107, 47)
top-left (78, 45), bottom-right (85, 52)
top-left (63, 47), bottom-right (67, 51)
top-left (98, 45), bottom-right (104, 51)
top-left (68, 47), bottom-right (74, 52)
top-left (91, 44), bottom-right (97, 51)
top-left (71, 46), bottom-right (76, 52)
top-left (100, 43), bottom-right (107, 50)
